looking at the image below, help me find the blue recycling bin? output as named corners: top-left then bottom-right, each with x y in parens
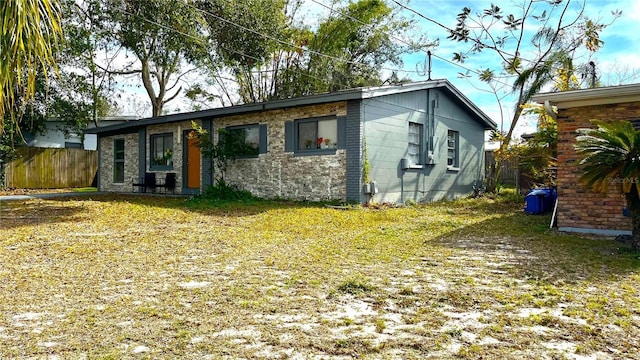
top-left (525, 188), bottom-right (556, 215)
top-left (542, 188), bottom-right (557, 212)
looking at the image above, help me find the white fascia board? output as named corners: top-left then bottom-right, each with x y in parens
top-left (531, 83), bottom-right (640, 109)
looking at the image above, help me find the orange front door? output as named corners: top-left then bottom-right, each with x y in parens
top-left (186, 137), bottom-right (201, 189)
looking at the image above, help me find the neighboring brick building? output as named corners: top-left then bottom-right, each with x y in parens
top-left (86, 80), bottom-right (496, 203)
top-left (532, 84), bottom-right (640, 236)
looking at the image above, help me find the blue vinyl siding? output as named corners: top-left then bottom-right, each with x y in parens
top-left (363, 88), bottom-right (486, 203)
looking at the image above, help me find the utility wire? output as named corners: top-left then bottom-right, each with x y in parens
top-left (390, 0), bottom-right (597, 80)
top-left (117, 6), bottom-right (332, 88)
top-left (184, 1), bottom-right (420, 76)
top-left (309, 0), bottom-right (516, 89)
top-left (117, 2), bottom-right (420, 90)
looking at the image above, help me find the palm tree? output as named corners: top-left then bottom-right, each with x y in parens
top-left (0, 0), bottom-right (62, 134)
top-left (575, 120), bottom-right (640, 251)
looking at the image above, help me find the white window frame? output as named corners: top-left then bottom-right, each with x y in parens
top-left (408, 122), bottom-right (423, 167)
top-left (447, 130), bottom-right (459, 171)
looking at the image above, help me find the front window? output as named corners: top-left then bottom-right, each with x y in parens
top-left (297, 117), bottom-right (337, 151)
top-left (151, 133), bottom-right (173, 169)
top-left (114, 139), bottom-right (125, 183)
top-left (408, 122), bottom-right (423, 165)
top-left (447, 130), bottom-right (459, 169)
top-left (222, 125), bottom-right (260, 157)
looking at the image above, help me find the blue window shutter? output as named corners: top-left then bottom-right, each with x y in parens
top-left (284, 121), bottom-right (294, 152)
top-left (337, 116), bottom-right (347, 149)
top-left (259, 124), bottom-right (268, 154)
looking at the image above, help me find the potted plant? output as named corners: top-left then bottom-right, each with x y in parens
top-left (165, 148), bottom-right (173, 165)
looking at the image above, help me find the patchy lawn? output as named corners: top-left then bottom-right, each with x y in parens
top-left (0, 193), bottom-right (638, 359)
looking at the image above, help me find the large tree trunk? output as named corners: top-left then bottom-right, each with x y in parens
top-left (625, 186), bottom-right (640, 252)
top-left (486, 160), bottom-right (502, 193)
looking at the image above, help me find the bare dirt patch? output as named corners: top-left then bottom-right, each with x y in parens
top-left (0, 194), bottom-right (638, 358)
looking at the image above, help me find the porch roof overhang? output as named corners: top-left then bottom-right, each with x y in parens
top-left (86, 80), bottom-right (497, 135)
top-left (531, 83), bottom-right (640, 110)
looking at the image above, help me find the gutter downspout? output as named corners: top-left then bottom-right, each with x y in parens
top-left (542, 99), bottom-right (558, 229)
top-left (544, 100), bottom-right (557, 121)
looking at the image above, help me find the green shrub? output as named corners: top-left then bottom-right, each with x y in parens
top-left (199, 178), bottom-right (256, 202)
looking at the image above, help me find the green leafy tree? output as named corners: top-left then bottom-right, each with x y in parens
top-left (98, 0), bottom-right (209, 117)
top-left (281, 0), bottom-right (419, 98)
top-left (0, 0), bottom-right (107, 187)
top-left (204, 0), bottom-right (423, 103)
top-left (61, 0), bottom-right (118, 127)
top-left (575, 120), bottom-right (640, 251)
top-left (440, 1), bottom-right (617, 192)
top-left (197, 0), bottom-right (288, 103)
top-left (304, 0), bottom-right (402, 92)
top-left (510, 104), bottom-right (558, 189)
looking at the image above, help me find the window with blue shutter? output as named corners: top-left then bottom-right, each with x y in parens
top-left (221, 124), bottom-right (267, 157)
top-left (284, 116), bottom-right (345, 155)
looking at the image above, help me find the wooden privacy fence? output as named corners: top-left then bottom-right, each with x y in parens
top-left (485, 151), bottom-right (518, 186)
top-left (4, 147), bottom-right (98, 189)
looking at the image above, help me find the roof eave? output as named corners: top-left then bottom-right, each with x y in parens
top-left (86, 80), bottom-right (498, 134)
top-left (531, 83), bottom-right (640, 109)
top-left (440, 81), bottom-right (498, 130)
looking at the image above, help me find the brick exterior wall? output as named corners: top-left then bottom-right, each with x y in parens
top-left (99, 132), bottom-right (139, 192)
top-left (557, 102), bottom-right (637, 232)
top-left (98, 120), bottom-right (199, 194)
top-left (217, 102), bottom-right (349, 201)
top-left (97, 103), bottom-right (350, 200)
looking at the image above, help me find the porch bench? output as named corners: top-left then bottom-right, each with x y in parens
top-left (132, 172), bottom-right (157, 193)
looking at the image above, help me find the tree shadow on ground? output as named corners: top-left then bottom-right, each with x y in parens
top-left (432, 211), bottom-right (640, 282)
top-left (0, 200), bottom-right (88, 230)
top-left (0, 193), bottom-right (329, 230)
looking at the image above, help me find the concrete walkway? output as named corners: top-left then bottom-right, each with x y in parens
top-left (0, 191), bottom-right (194, 202)
top-left (0, 191), bottom-right (110, 201)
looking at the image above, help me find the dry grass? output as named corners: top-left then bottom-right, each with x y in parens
top-left (0, 193), bottom-right (638, 359)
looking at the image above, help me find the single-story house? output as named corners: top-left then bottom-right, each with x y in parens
top-left (86, 80), bottom-right (496, 203)
top-left (532, 83), bottom-right (640, 236)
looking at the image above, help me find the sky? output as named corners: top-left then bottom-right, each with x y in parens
top-left (114, 0), bottom-right (640, 140)
top-left (389, 0), bottom-right (640, 139)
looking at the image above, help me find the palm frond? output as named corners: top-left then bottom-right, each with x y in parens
top-left (575, 120), bottom-right (640, 194)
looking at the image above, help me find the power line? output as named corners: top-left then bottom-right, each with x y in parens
top-left (116, 6), bottom-right (332, 89)
top-left (389, 0), bottom-right (600, 88)
top-left (117, 2), bottom-right (419, 91)
top-left (184, 1), bottom-right (419, 76)
top-left (309, 0), bottom-right (516, 89)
